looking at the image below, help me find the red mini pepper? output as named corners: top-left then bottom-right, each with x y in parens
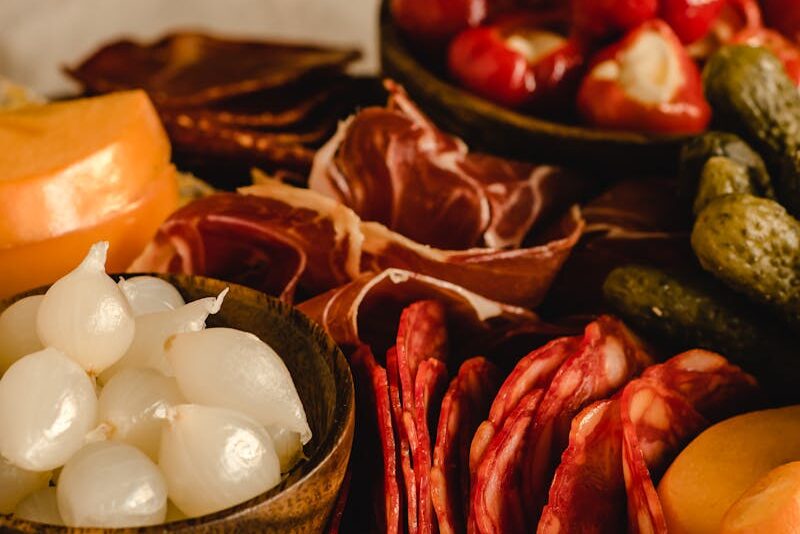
top-left (660, 0), bottom-right (727, 44)
top-left (447, 12), bottom-right (584, 110)
top-left (391, 0), bottom-right (493, 44)
top-left (577, 19), bottom-right (711, 134)
top-left (733, 28), bottom-right (800, 86)
top-left (686, 0), bottom-right (763, 59)
top-left (761, 0), bottom-right (800, 44)
top-left (570, 0), bottom-right (658, 42)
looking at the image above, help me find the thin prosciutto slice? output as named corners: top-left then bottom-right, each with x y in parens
top-left (431, 358), bottom-right (501, 534)
top-left (309, 81), bottom-right (588, 251)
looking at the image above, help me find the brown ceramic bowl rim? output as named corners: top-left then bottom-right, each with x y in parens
top-left (379, 0), bottom-right (692, 145)
top-left (0, 273), bottom-right (355, 533)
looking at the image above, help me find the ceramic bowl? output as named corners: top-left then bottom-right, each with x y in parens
top-left (379, 1), bottom-right (690, 175)
top-left (0, 273), bottom-right (354, 533)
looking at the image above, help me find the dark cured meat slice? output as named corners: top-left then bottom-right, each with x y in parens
top-left (129, 191), bottom-right (360, 303)
top-left (387, 346), bottom-right (417, 534)
top-left (518, 316), bottom-right (654, 530)
top-left (620, 350), bottom-right (758, 534)
top-left (413, 358), bottom-right (450, 534)
top-left (536, 400), bottom-right (627, 534)
top-left (297, 268), bottom-right (568, 360)
top-left (350, 345), bottom-right (401, 534)
top-left (470, 390), bottom-right (545, 534)
top-left (431, 358), bottom-right (501, 534)
top-left (309, 82), bottom-right (589, 251)
top-left (67, 32), bottom-right (360, 107)
top-left (397, 300), bottom-right (449, 410)
top-left (469, 336), bottom-right (580, 478)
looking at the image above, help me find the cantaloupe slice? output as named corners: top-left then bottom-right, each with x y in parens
top-left (720, 461), bottom-right (800, 534)
top-left (0, 90), bottom-right (177, 296)
top-left (658, 406), bottom-right (800, 534)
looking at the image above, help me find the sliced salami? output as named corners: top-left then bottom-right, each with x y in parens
top-left (431, 358), bottom-right (501, 534)
top-left (413, 358), bottom-right (450, 534)
top-left (469, 336), bottom-right (580, 478)
top-left (537, 400), bottom-right (627, 534)
top-left (350, 345), bottom-right (401, 534)
top-left (397, 300), bottom-right (449, 411)
top-left (520, 316), bottom-right (654, 526)
top-left (470, 390), bottom-right (545, 534)
top-left (386, 346), bottom-right (417, 534)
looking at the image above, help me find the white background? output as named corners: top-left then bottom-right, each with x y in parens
top-left (0, 0), bottom-right (380, 96)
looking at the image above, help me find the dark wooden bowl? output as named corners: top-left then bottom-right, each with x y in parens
top-left (379, 1), bottom-right (689, 174)
top-left (0, 274), bottom-right (354, 533)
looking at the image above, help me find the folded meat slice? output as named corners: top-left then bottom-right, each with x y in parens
top-left (350, 345), bottom-right (401, 534)
top-left (469, 336), bottom-right (580, 478)
top-left (537, 400), bottom-right (626, 534)
top-left (620, 350), bottom-right (758, 534)
top-left (387, 346), bottom-right (417, 534)
top-left (397, 301), bottom-right (449, 409)
top-left (309, 81), bottom-right (588, 251)
top-left (297, 268), bottom-right (567, 359)
top-left (431, 358), bottom-right (501, 534)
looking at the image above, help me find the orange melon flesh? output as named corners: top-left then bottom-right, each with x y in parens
top-left (721, 461), bottom-right (800, 534)
top-left (658, 406), bottom-right (800, 534)
top-left (0, 90), bottom-right (178, 297)
top-left (0, 90), bottom-right (171, 247)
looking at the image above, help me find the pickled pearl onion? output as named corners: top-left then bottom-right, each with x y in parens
top-left (0, 295), bottom-right (44, 375)
top-left (118, 276), bottom-right (185, 316)
top-left (14, 487), bottom-right (63, 526)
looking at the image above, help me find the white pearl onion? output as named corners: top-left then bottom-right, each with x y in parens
top-left (118, 276), bottom-right (185, 316)
top-left (167, 328), bottom-right (311, 444)
top-left (98, 368), bottom-right (185, 460)
top-left (57, 441), bottom-right (167, 528)
top-left (14, 487), bottom-right (63, 525)
top-left (159, 404), bottom-right (280, 518)
top-left (0, 295), bottom-right (44, 374)
top-left (36, 241), bottom-right (135, 374)
top-left (267, 425), bottom-right (304, 473)
top-left (0, 455), bottom-right (51, 514)
top-left (100, 290), bottom-right (227, 382)
top-left (0, 348), bottom-right (97, 471)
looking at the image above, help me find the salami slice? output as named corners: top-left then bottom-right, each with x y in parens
top-left (470, 390), bottom-right (545, 534)
top-left (431, 358), bottom-right (501, 534)
top-left (620, 350), bottom-right (758, 534)
top-left (350, 345), bottom-right (401, 534)
top-left (519, 316), bottom-right (654, 527)
top-left (386, 346), bottom-right (417, 534)
top-left (325, 466), bottom-right (351, 534)
top-left (397, 300), bottom-right (449, 411)
top-left (469, 336), bottom-right (580, 478)
top-left (413, 358), bottom-right (450, 534)
top-left (537, 400), bottom-right (627, 534)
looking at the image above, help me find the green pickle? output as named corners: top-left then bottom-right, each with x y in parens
top-left (691, 193), bottom-right (800, 327)
top-left (693, 156), bottom-right (754, 215)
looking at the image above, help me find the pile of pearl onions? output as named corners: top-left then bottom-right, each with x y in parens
top-left (159, 405), bottom-right (280, 517)
top-left (0, 295), bottom-right (44, 374)
top-left (98, 368), bottom-right (185, 460)
top-left (100, 290), bottom-right (227, 382)
top-left (0, 348), bottom-right (97, 471)
top-left (118, 276), bottom-right (185, 316)
top-left (36, 241), bottom-right (135, 374)
top-left (167, 328), bottom-right (311, 445)
top-left (58, 441), bottom-right (167, 528)
top-left (0, 455), bottom-right (50, 513)
top-left (15, 487), bottom-right (63, 525)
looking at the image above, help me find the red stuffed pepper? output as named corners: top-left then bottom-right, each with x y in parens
top-left (761, 0), bottom-right (800, 44)
top-left (391, 0), bottom-right (490, 44)
top-left (570, 0), bottom-right (658, 41)
top-left (686, 0), bottom-right (763, 59)
top-left (577, 19), bottom-right (711, 134)
top-left (733, 28), bottom-right (800, 86)
top-left (448, 12), bottom-right (584, 110)
top-left (660, 0), bottom-right (726, 44)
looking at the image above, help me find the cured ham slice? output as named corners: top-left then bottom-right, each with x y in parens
top-left (309, 81), bottom-right (588, 251)
top-left (431, 358), bottom-right (501, 534)
top-left (469, 336), bottom-right (580, 477)
top-left (537, 400), bottom-right (627, 534)
top-left (620, 350), bottom-right (758, 534)
top-left (470, 390), bottom-right (545, 534)
top-left (350, 345), bottom-right (401, 534)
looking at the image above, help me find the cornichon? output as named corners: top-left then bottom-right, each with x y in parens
top-left (679, 131), bottom-right (773, 206)
top-left (694, 156), bottom-right (754, 215)
top-left (703, 46), bottom-right (800, 217)
top-left (691, 193), bottom-right (800, 327)
top-left (603, 264), bottom-right (767, 365)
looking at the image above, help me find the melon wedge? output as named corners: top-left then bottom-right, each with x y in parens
top-left (0, 90), bottom-right (177, 296)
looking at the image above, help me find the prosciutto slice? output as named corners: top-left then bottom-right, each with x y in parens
top-left (350, 345), bottom-right (401, 534)
top-left (469, 336), bottom-right (580, 477)
top-left (309, 81), bottom-right (589, 251)
top-left (431, 358), bottom-right (501, 534)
